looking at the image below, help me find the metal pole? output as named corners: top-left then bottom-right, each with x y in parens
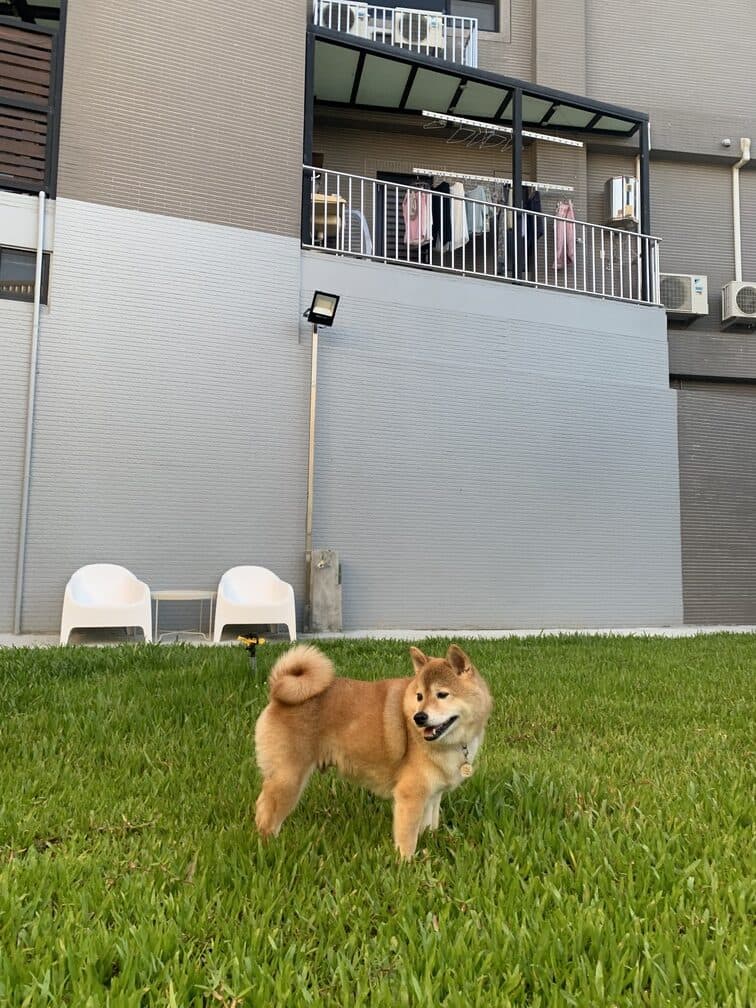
top-left (301, 29), bottom-right (315, 245)
top-left (304, 322), bottom-right (319, 633)
top-left (639, 121), bottom-right (651, 301)
top-left (732, 138), bottom-right (751, 283)
top-left (512, 88), bottom-right (523, 211)
top-left (14, 190), bottom-right (46, 635)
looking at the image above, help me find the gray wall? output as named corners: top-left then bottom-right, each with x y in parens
top-left (4, 209), bottom-right (686, 634)
top-left (588, 151), bottom-right (756, 361)
top-left (5, 198), bottom-right (310, 633)
top-left (676, 381), bottom-right (756, 624)
top-left (302, 251), bottom-right (683, 630)
top-left (0, 299), bottom-right (32, 632)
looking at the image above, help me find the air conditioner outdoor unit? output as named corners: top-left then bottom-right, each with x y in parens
top-left (318, 2), bottom-right (370, 38)
top-left (722, 280), bottom-right (756, 329)
top-left (605, 175), bottom-right (638, 226)
top-left (659, 273), bottom-right (709, 319)
top-left (393, 8), bottom-right (446, 52)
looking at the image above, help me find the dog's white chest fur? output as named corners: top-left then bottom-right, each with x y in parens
top-left (435, 732), bottom-right (484, 789)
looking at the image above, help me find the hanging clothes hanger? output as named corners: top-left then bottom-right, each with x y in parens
top-left (421, 110), bottom-right (584, 149)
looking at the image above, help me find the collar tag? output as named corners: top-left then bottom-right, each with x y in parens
top-left (460, 743), bottom-right (474, 778)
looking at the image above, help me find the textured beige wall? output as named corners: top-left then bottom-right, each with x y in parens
top-left (477, 0), bottom-right (534, 80)
top-left (57, 0), bottom-right (308, 237)
top-left (585, 0), bottom-right (754, 159)
top-left (314, 115), bottom-right (533, 182)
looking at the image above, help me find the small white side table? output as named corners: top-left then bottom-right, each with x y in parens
top-left (152, 590), bottom-right (217, 643)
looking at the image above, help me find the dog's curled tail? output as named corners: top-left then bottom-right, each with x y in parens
top-left (268, 644), bottom-right (335, 705)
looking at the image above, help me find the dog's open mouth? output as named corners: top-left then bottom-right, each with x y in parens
top-left (422, 716), bottom-right (458, 741)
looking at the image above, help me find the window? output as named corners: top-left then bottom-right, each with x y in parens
top-left (448, 1), bottom-right (499, 32)
top-left (0, 248), bottom-right (50, 304)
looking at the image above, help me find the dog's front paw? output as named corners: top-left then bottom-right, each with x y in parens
top-left (396, 842), bottom-right (417, 861)
top-left (254, 796), bottom-right (278, 839)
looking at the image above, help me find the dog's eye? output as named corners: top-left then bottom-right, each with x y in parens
top-left (416, 693), bottom-right (423, 702)
top-left (437, 691), bottom-right (449, 700)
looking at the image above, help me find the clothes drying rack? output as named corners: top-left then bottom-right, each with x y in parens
top-left (412, 167), bottom-right (574, 193)
top-left (422, 110), bottom-right (584, 149)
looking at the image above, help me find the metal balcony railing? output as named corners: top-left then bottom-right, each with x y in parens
top-left (313, 1), bottom-right (479, 69)
top-left (303, 166), bottom-right (662, 307)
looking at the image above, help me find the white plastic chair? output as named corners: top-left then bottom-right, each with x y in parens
top-left (60, 564), bottom-right (152, 645)
top-left (213, 566), bottom-right (296, 642)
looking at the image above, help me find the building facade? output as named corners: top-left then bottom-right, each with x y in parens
top-left (0, 1), bottom-right (753, 633)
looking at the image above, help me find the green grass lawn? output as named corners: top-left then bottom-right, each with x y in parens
top-left (0, 635), bottom-right (754, 1007)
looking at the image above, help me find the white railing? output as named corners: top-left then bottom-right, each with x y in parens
top-left (313, 1), bottom-right (478, 69)
top-left (303, 166), bottom-right (662, 307)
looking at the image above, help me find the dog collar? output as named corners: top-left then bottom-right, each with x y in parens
top-left (460, 743), bottom-right (474, 778)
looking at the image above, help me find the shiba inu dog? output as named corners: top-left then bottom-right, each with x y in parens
top-left (254, 643), bottom-right (492, 858)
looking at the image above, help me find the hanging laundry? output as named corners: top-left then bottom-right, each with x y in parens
top-left (521, 188), bottom-right (545, 243)
top-left (554, 199), bottom-right (576, 269)
top-left (493, 183), bottom-right (512, 275)
top-left (346, 209), bottom-right (373, 255)
top-left (431, 181), bottom-right (451, 249)
top-left (465, 184), bottom-right (491, 236)
top-left (515, 188), bottom-right (545, 278)
top-left (498, 188), bottom-right (544, 279)
top-left (402, 189), bottom-right (433, 246)
top-left (449, 182), bottom-right (470, 251)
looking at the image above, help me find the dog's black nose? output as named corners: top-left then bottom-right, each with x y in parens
top-left (414, 711), bottom-right (428, 726)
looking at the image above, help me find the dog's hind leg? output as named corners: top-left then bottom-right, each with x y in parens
top-left (255, 761), bottom-right (315, 839)
top-left (254, 706), bottom-right (317, 839)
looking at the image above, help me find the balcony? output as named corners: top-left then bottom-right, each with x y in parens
top-left (313, 1), bottom-right (478, 69)
top-left (303, 166), bottom-right (661, 307)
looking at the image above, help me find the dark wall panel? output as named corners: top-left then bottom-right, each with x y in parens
top-left (677, 381), bottom-right (756, 624)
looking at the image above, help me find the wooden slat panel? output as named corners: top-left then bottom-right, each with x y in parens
top-left (0, 58), bottom-right (51, 87)
top-left (0, 119), bottom-right (47, 143)
top-left (0, 24), bottom-right (53, 51)
top-left (0, 22), bottom-right (57, 193)
top-left (0, 149), bottom-right (46, 168)
top-left (0, 41), bottom-right (52, 69)
top-left (0, 126), bottom-right (47, 148)
top-left (0, 135), bottom-right (45, 157)
top-left (0, 159), bottom-right (45, 182)
top-left (0, 109), bottom-right (47, 133)
top-left (0, 75), bottom-right (49, 100)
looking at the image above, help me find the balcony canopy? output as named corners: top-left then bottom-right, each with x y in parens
top-left (0, 2), bottom-right (63, 29)
top-left (311, 25), bottom-right (646, 137)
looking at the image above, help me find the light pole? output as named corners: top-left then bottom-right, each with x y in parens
top-left (302, 291), bottom-right (340, 632)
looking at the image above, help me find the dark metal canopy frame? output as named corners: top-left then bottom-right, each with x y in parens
top-left (302, 25), bottom-right (653, 295)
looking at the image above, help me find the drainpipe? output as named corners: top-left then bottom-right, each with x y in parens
top-left (13, 190), bottom-right (46, 635)
top-left (732, 137), bottom-right (751, 282)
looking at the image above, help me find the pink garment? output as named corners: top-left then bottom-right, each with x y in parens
top-left (402, 189), bottom-right (433, 245)
top-left (554, 200), bottom-right (575, 269)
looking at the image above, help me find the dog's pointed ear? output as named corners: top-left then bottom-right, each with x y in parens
top-left (447, 644), bottom-right (472, 676)
top-left (409, 646), bottom-right (429, 673)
